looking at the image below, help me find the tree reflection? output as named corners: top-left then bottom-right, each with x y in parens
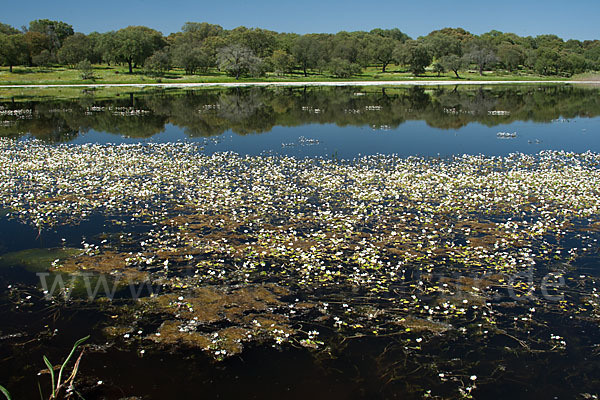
top-left (1, 85), bottom-right (599, 142)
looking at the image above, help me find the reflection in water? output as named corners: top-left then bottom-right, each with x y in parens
top-left (1, 85), bottom-right (600, 143)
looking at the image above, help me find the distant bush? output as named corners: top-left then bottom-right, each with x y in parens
top-left (76, 60), bottom-right (94, 80)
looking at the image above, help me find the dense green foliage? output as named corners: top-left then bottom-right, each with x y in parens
top-left (1, 20), bottom-right (599, 79)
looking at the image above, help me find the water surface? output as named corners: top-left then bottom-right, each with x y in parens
top-left (1, 84), bottom-right (599, 157)
top-left (0, 85), bottom-right (599, 399)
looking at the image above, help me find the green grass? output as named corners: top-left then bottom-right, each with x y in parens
top-left (0, 85), bottom-right (172, 100)
top-left (0, 64), bottom-right (571, 86)
top-left (571, 71), bottom-right (600, 81)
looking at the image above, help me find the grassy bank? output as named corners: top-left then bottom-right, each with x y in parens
top-left (0, 80), bottom-right (577, 101)
top-left (0, 85), bottom-right (168, 100)
top-left (0, 64), bottom-right (571, 86)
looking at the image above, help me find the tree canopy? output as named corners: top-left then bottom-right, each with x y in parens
top-left (114, 26), bottom-right (166, 73)
top-left (0, 19), bottom-right (598, 78)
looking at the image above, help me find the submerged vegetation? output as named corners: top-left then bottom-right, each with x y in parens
top-left (0, 137), bottom-right (600, 397)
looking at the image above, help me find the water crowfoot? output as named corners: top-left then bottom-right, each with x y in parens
top-left (1, 139), bottom-right (600, 398)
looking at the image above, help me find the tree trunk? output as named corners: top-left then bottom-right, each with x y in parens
top-left (9, 65), bottom-right (13, 73)
top-left (479, 65), bottom-right (483, 76)
top-left (453, 70), bottom-right (460, 78)
top-left (128, 59), bottom-right (133, 74)
top-left (303, 66), bottom-right (307, 77)
top-left (382, 63), bottom-right (387, 73)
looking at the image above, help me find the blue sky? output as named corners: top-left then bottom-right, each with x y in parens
top-left (2, 0), bottom-right (598, 40)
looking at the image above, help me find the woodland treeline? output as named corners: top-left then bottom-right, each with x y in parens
top-left (1, 20), bottom-right (600, 78)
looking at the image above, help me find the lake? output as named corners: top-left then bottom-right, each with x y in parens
top-left (0, 84), bottom-right (599, 399)
top-left (2, 84), bottom-right (599, 156)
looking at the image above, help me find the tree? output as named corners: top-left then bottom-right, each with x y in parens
top-left (58, 33), bottom-right (92, 66)
top-left (28, 19), bottom-right (73, 50)
top-left (114, 26), bottom-right (166, 73)
top-left (276, 32), bottom-right (300, 53)
top-left (368, 36), bottom-right (396, 72)
top-left (497, 43), bottom-right (524, 72)
top-left (395, 40), bottom-right (432, 75)
top-left (201, 35), bottom-right (228, 58)
top-left (534, 34), bottom-right (564, 51)
top-left (85, 32), bottom-right (104, 64)
top-left (432, 62), bottom-right (445, 77)
top-left (583, 41), bottom-right (600, 62)
top-left (327, 57), bottom-right (361, 78)
top-left (217, 44), bottom-right (261, 79)
top-left (292, 35), bottom-right (323, 77)
top-left (0, 33), bottom-right (25, 72)
top-left (564, 39), bottom-right (583, 53)
top-left (441, 54), bottom-right (465, 78)
top-left (427, 27), bottom-right (474, 43)
top-left (560, 52), bottom-right (588, 76)
top-left (0, 22), bottom-right (20, 35)
top-left (228, 27), bottom-right (277, 58)
top-left (32, 49), bottom-right (55, 67)
top-left (95, 31), bottom-right (119, 65)
top-left (370, 28), bottom-right (410, 42)
top-left (533, 48), bottom-right (559, 75)
top-left (172, 42), bottom-right (213, 74)
top-left (464, 41), bottom-right (497, 75)
top-left (331, 32), bottom-right (364, 65)
top-left (423, 31), bottom-right (463, 58)
top-left (144, 48), bottom-right (171, 76)
top-left (23, 31), bottom-right (51, 66)
top-left (269, 50), bottom-right (295, 76)
top-left (181, 22), bottom-right (224, 39)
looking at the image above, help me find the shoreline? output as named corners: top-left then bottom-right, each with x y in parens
top-left (0, 80), bottom-right (599, 89)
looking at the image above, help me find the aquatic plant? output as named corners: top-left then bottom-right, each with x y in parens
top-left (1, 138), bottom-right (600, 397)
top-left (0, 385), bottom-right (11, 400)
top-left (42, 335), bottom-right (90, 400)
top-left (0, 248), bottom-right (83, 273)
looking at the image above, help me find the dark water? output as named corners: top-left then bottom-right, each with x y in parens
top-left (1, 85), bottom-right (600, 400)
top-left (1, 84), bottom-right (599, 157)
